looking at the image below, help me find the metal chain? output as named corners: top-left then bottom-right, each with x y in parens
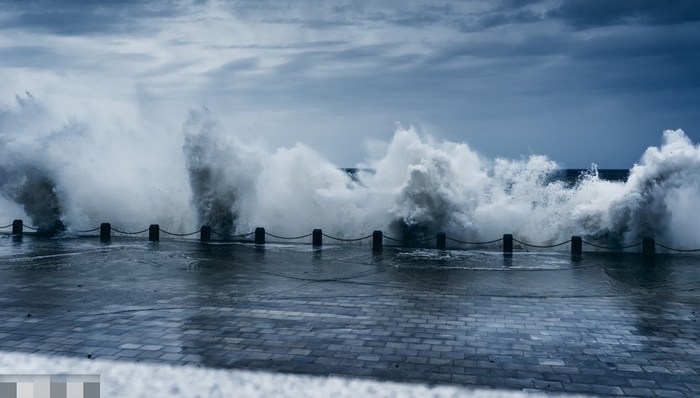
top-left (582, 240), bottom-right (642, 250)
top-left (159, 229), bottom-right (200, 237)
top-left (446, 236), bottom-right (503, 245)
top-left (655, 242), bottom-right (700, 253)
top-left (110, 227), bottom-right (149, 235)
top-left (512, 238), bottom-right (572, 249)
top-left (322, 233), bottom-right (373, 242)
top-left (73, 227), bottom-right (101, 233)
top-left (265, 232), bottom-right (313, 240)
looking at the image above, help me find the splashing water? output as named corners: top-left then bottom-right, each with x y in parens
top-left (1, 94), bottom-right (699, 248)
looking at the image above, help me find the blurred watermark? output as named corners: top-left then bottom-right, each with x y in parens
top-left (0, 374), bottom-right (99, 398)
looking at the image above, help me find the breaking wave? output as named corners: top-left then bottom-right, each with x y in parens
top-left (1, 93), bottom-right (699, 248)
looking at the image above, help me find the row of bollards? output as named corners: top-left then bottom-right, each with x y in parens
top-left (7, 219), bottom-right (659, 255)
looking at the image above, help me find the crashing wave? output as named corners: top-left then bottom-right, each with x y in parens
top-left (1, 94), bottom-right (698, 247)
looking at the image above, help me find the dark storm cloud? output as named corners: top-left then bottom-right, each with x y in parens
top-left (363, 4), bottom-right (454, 27)
top-left (225, 0), bottom-right (542, 32)
top-left (0, 44), bottom-right (155, 70)
top-left (225, 0), bottom-right (451, 29)
top-left (0, 0), bottom-right (187, 35)
top-left (204, 43), bottom-right (418, 106)
top-left (549, 0), bottom-right (700, 29)
top-left (201, 0), bottom-right (700, 112)
top-left (1, 0), bottom-right (699, 167)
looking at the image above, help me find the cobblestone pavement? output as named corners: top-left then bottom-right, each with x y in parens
top-left (0, 237), bottom-right (699, 397)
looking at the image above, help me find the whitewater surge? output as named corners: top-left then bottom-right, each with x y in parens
top-left (1, 94), bottom-right (699, 248)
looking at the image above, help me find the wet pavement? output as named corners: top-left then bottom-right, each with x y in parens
top-left (0, 236), bottom-right (699, 397)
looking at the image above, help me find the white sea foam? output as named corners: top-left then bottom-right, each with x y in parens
top-left (1, 94), bottom-right (698, 248)
top-left (0, 352), bottom-right (586, 398)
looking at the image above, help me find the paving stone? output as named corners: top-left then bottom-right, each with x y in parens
top-left (159, 353), bottom-right (185, 361)
top-left (1, 241), bottom-right (700, 396)
top-left (592, 385), bottom-right (625, 396)
top-left (622, 387), bottom-right (655, 397)
top-left (118, 343), bottom-right (142, 350)
top-left (652, 390), bottom-right (687, 398)
top-left (287, 348), bottom-right (311, 356)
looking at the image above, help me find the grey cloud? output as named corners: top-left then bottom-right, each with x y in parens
top-left (259, 17), bottom-right (356, 29)
top-left (0, 45), bottom-right (68, 68)
top-left (198, 11), bottom-right (699, 132)
top-left (1, 0), bottom-right (699, 168)
top-left (221, 40), bottom-right (347, 50)
top-left (0, 43), bottom-right (156, 71)
top-left (226, 0), bottom-right (543, 34)
top-left (364, 4), bottom-right (454, 27)
top-left (0, 0), bottom-right (192, 35)
top-left (469, 9), bottom-right (541, 30)
top-left (4, 10), bottom-right (126, 35)
top-left (226, 1), bottom-right (455, 30)
top-left (205, 57), bottom-right (261, 81)
top-left (549, 0), bottom-right (700, 29)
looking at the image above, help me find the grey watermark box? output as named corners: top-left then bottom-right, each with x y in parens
top-left (0, 374), bottom-right (99, 398)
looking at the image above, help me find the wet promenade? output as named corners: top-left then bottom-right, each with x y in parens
top-left (0, 237), bottom-right (698, 397)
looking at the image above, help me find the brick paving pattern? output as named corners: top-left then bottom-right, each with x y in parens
top-left (0, 238), bottom-right (699, 397)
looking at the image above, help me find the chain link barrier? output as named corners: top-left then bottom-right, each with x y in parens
top-left (110, 227), bottom-right (149, 235)
top-left (582, 240), bottom-right (642, 250)
top-left (208, 230), bottom-right (255, 239)
top-left (265, 232), bottom-right (313, 240)
top-left (446, 236), bottom-right (503, 245)
top-left (322, 233), bottom-right (374, 242)
top-left (73, 227), bottom-right (101, 233)
top-left (415, 236), bottom-right (436, 243)
top-left (5, 218), bottom-right (700, 253)
top-left (655, 242), bottom-right (700, 253)
top-left (159, 229), bottom-right (200, 237)
top-left (513, 238), bottom-right (572, 249)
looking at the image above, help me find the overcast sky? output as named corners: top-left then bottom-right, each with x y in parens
top-left (1, 0), bottom-right (698, 168)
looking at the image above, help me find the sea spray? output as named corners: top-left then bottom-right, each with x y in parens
top-left (183, 108), bottom-right (260, 236)
top-left (597, 130), bottom-right (700, 247)
top-left (1, 94), bottom-right (699, 250)
top-left (0, 93), bottom-right (195, 233)
top-left (0, 94), bottom-right (64, 231)
top-left (188, 122), bottom-right (700, 249)
top-left (250, 143), bottom-right (360, 237)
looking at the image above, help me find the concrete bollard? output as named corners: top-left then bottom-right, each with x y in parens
top-left (437, 232), bottom-right (446, 250)
top-left (372, 230), bottom-right (383, 251)
top-left (255, 227), bottom-right (265, 245)
top-left (149, 224), bottom-right (159, 242)
top-left (200, 226), bottom-right (211, 242)
top-left (503, 234), bottom-right (513, 254)
top-left (571, 236), bottom-right (583, 256)
top-left (312, 229), bottom-right (322, 247)
top-left (12, 219), bottom-right (23, 235)
top-left (100, 223), bottom-right (111, 242)
top-left (643, 237), bottom-right (655, 256)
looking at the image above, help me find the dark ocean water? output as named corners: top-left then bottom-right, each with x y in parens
top-left (344, 168), bottom-right (629, 185)
top-left (554, 169), bottom-right (629, 185)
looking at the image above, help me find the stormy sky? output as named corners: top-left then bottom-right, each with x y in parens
top-left (1, 0), bottom-right (698, 168)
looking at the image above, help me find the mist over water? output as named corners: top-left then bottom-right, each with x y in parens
top-left (1, 94), bottom-right (699, 249)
